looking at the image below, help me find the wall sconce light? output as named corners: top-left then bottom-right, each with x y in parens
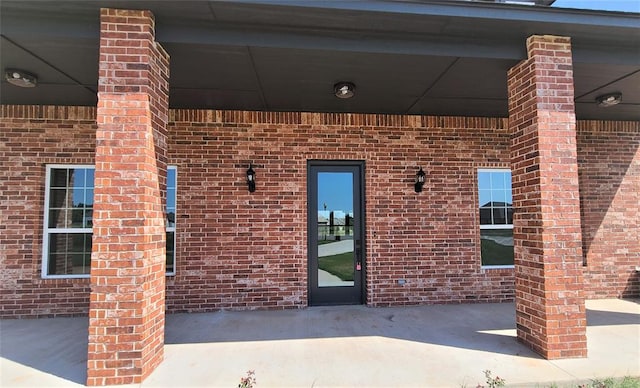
top-left (246, 164), bottom-right (256, 193)
top-left (334, 82), bottom-right (355, 99)
top-left (414, 167), bottom-right (426, 193)
top-left (4, 69), bottom-right (37, 88)
top-left (595, 92), bottom-right (622, 107)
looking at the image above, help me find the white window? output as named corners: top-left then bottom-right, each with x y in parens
top-left (42, 165), bottom-right (177, 278)
top-left (478, 169), bottom-right (514, 268)
top-left (42, 165), bottom-right (94, 277)
top-left (166, 166), bottom-right (177, 275)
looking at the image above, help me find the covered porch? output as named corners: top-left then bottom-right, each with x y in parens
top-left (1, 1), bottom-right (639, 385)
top-left (2, 299), bottom-right (639, 387)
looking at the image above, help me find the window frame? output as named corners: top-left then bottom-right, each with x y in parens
top-left (166, 166), bottom-right (177, 276)
top-left (477, 168), bottom-right (514, 270)
top-left (42, 164), bottom-right (95, 279)
top-left (42, 164), bottom-right (177, 279)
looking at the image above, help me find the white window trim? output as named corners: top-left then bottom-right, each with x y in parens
top-left (478, 168), bottom-right (509, 173)
top-left (480, 224), bottom-right (514, 230)
top-left (42, 164), bottom-right (177, 278)
top-left (478, 168), bottom-right (515, 270)
top-left (481, 265), bottom-right (514, 270)
top-left (42, 164), bottom-right (95, 279)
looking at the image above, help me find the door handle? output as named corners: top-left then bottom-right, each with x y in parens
top-left (355, 239), bottom-right (362, 271)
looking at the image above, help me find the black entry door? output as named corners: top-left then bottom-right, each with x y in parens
top-left (308, 161), bottom-right (365, 305)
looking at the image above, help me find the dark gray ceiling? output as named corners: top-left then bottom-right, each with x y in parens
top-left (1, 0), bottom-right (639, 120)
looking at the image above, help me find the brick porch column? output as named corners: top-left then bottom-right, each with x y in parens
top-left (507, 35), bottom-right (587, 359)
top-left (88, 8), bottom-right (170, 386)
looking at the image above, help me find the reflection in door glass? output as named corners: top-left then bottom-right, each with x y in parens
top-left (317, 172), bottom-right (355, 287)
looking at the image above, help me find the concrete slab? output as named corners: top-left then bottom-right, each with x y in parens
top-left (1, 299), bottom-right (638, 387)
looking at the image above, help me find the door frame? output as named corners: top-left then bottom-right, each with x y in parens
top-left (307, 160), bottom-right (366, 306)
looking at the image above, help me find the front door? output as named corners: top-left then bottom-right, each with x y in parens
top-left (308, 161), bottom-right (365, 305)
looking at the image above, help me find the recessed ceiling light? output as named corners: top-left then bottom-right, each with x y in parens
top-left (334, 82), bottom-right (355, 99)
top-left (4, 69), bottom-right (38, 88)
top-left (595, 92), bottom-right (622, 107)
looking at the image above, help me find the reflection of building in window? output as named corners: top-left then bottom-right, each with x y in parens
top-left (42, 165), bottom-right (177, 277)
top-left (477, 169), bottom-right (514, 267)
top-left (318, 210), bottom-right (354, 242)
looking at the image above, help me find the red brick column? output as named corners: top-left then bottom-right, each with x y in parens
top-left (507, 35), bottom-right (587, 359)
top-left (88, 8), bottom-right (170, 386)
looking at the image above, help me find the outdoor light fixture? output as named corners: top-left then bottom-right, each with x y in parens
top-left (414, 167), bottom-right (426, 193)
top-left (334, 82), bottom-right (355, 99)
top-left (4, 69), bottom-right (37, 88)
top-left (246, 164), bottom-right (256, 193)
top-left (595, 92), bottom-right (622, 107)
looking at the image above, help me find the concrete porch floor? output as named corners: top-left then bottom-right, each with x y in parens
top-left (1, 299), bottom-right (638, 387)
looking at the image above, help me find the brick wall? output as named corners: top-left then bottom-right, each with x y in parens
top-left (0, 106), bottom-right (96, 317)
top-left (578, 120), bottom-right (640, 298)
top-left (0, 105), bottom-right (638, 318)
top-left (166, 111), bottom-right (514, 310)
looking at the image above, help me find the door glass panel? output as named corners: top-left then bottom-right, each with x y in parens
top-left (317, 172), bottom-right (355, 287)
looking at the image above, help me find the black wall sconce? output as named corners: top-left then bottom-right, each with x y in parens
top-left (246, 164), bottom-right (256, 193)
top-left (414, 167), bottom-right (426, 193)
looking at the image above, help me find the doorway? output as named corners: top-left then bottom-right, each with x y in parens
top-left (308, 161), bottom-right (365, 305)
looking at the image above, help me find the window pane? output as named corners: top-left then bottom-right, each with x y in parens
top-left (85, 169), bottom-right (95, 188)
top-left (480, 208), bottom-right (492, 225)
top-left (50, 207), bottom-right (86, 229)
top-left (492, 207), bottom-right (507, 224)
top-left (50, 169), bottom-right (69, 188)
top-left (72, 169), bottom-right (86, 188)
top-left (480, 229), bottom-right (514, 266)
top-left (493, 172), bottom-right (509, 190)
top-left (166, 167), bottom-right (177, 228)
top-left (166, 231), bottom-right (175, 273)
top-left (77, 254), bottom-right (91, 274)
top-left (167, 210), bottom-right (175, 228)
top-left (85, 189), bottom-right (94, 207)
top-left (85, 209), bottom-right (93, 228)
top-left (167, 168), bottom-right (176, 188)
top-left (49, 209), bottom-right (70, 228)
top-left (317, 172), bottom-right (354, 287)
top-left (49, 188), bottom-right (68, 208)
top-left (71, 208), bottom-right (84, 227)
top-left (478, 190), bottom-right (491, 208)
top-left (48, 254), bottom-right (66, 275)
top-left (491, 189), bottom-right (507, 204)
top-left (167, 188), bottom-right (176, 209)
top-left (507, 208), bottom-right (514, 224)
top-left (71, 169), bottom-right (91, 208)
top-left (478, 172), bottom-right (491, 190)
top-left (48, 232), bottom-right (92, 275)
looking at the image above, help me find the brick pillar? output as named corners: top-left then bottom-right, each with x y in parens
top-left (88, 8), bottom-right (170, 386)
top-left (507, 35), bottom-right (587, 359)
